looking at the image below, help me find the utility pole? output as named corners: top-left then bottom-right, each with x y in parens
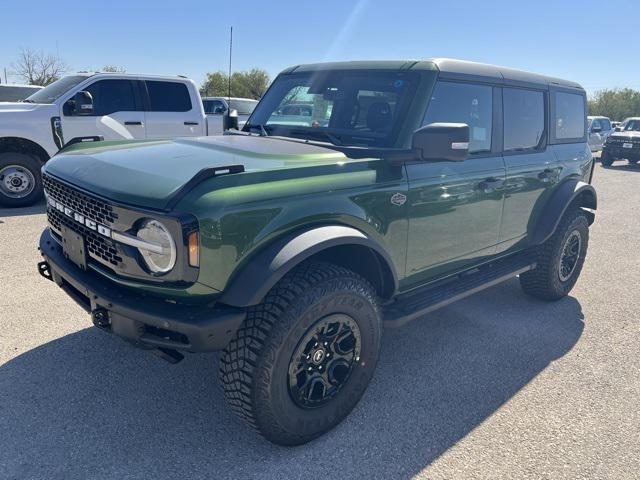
top-left (3, 67), bottom-right (7, 84)
top-left (228, 26), bottom-right (233, 101)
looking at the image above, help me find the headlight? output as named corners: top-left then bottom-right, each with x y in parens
top-left (136, 219), bottom-right (176, 274)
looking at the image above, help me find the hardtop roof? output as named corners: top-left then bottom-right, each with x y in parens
top-left (284, 58), bottom-right (584, 91)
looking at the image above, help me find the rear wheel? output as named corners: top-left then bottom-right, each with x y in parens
top-left (0, 152), bottom-right (43, 207)
top-left (600, 150), bottom-right (614, 167)
top-left (520, 208), bottom-right (589, 301)
top-left (219, 262), bottom-right (382, 445)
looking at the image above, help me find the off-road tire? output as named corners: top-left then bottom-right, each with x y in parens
top-left (600, 150), bottom-right (614, 167)
top-left (0, 152), bottom-right (43, 207)
top-left (520, 208), bottom-right (589, 301)
top-left (219, 262), bottom-right (382, 445)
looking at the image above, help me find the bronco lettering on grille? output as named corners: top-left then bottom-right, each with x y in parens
top-left (47, 196), bottom-right (112, 238)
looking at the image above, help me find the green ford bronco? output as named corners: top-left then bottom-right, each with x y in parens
top-left (37, 59), bottom-right (596, 445)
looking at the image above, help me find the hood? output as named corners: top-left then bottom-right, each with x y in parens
top-left (43, 135), bottom-right (350, 210)
top-left (610, 130), bottom-right (640, 140)
top-left (0, 102), bottom-right (52, 113)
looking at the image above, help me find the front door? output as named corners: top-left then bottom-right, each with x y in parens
top-left (405, 81), bottom-right (505, 286)
top-left (60, 79), bottom-right (146, 144)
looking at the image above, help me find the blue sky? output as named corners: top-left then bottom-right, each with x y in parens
top-left (1, 0), bottom-right (637, 95)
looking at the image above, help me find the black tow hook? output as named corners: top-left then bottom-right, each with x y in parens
top-left (37, 261), bottom-right (53, 281)
top-left (92, 308), bottom-right (111, 329)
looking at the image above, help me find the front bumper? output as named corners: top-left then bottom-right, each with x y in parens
top-left (38, 228), bottom-right (245, 353)
top-left (603, 144), bottom-right (640, 159)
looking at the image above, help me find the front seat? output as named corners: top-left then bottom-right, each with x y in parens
top-left (366, 102), bottom-right (393, 133)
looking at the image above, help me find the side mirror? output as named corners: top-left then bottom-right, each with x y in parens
top-left (412, 123), bottom-right (469, 162)
top-left (615, 126), bottom-right (622, 132)
top-left (223, 108), bottom-right (239, 131)
top-left (591, 126), bottom-right (602, 133)
top-left (73, 91), bottom-right (94, 116)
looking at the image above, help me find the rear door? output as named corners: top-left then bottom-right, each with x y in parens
top-left (143, 80), bottom-right (205, 138)
top-left (60, 79), bottom-right (146, 143)
top-left (405, 81), bottom-right (506, 284)
top-left (497, 86), bottom-right (557, 251)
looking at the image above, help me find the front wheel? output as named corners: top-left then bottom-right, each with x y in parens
top-left (520, 208), bottom-right (589, 301)
top-left (0, 152), bottom-right (43, 207)
top-left (600, 150), bottom-right (614, 167)
top-left (219, 262), bottom-right (382, 445)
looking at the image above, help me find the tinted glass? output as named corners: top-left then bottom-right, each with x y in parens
top-left (85, 79), bottom-right (137, 116)
top-left (555, 92), bottom-right (585, 139)
top-left (146, 81), bottom-right (192, 112)
top-left (0, 85), bottom-right (41, 102)
top-left (248, 70), bottom-right (419, 147)
top-left (423, 81), bottom-right (492, 153)
top-left (623, 119), bottom-right (640, 131)
top-left (503, 88), bottom-right (544, 151)
top-left (229, 99), bottom-right (258, 115)
top-left (25, 75), bottom-right (87, 104)
top-left (203, 99), bottom-right (225, 114)
top-left (601, 118), bottom-right (611, 130)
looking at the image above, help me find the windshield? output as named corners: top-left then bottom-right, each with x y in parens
top-left (623, 119), bottom-right (640, 131)
top-left (229, 99), bottom-right (258, 115)
top-left (24, 75), bottom-right (88, 104)
top-left (245, 70), bottom-right (418, 147)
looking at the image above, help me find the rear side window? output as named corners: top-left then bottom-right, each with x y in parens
top-left (146, 81), bottom-right (192, 112)
top-left (555, 92), bottom-right (585, 139)
top-left (423, 82), bottom-right (492, 153)
top-left (84, 79), bottom-right (137, 116)
top-left (503, 88), bottom-right (545, 151)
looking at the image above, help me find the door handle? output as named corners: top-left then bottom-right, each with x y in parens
top-left (184, 121), bottom-right (199, 126)
top-left (124, 121), bottom-right (143, 126)
top-left (479, 178), bottom-right (504, 193)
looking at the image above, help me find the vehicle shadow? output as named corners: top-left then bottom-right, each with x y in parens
top-left (600, 162), bottom-right (640, 172)
top-left (0, 199), bottom-right (46, 219)
top-left (0, 279), bottom-right (584, 480)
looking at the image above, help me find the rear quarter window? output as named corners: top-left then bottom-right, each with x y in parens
top-left (554, 92), bottom-right (585, 140)
top-left (146, 81), bottom-right (192, 112)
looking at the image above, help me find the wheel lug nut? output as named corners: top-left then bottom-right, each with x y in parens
top-left (323, 342), bottom-right (328, 346)
top-left (306, 355), bottom-right (310, 360)
top-left (308, 367), bottom-right (313, 371)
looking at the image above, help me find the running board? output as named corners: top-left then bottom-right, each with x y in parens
top-left (383, 253), bottom-right (536, 328)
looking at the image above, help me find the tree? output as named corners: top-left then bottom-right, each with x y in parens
top-left (588, 88), bottom-right (640, 121)
top-left (200, 68), bottom-right (270, 99)
top-left (102, 65), bottom-right (126, 73)
top-left (11, 48), bottom-right (67, 86)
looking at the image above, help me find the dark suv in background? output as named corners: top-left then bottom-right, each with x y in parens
top-left (601, 117), bottom-right (640, 166)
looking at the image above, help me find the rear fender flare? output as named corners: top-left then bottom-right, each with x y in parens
top-left (530, 180), bottom-right (597, 246)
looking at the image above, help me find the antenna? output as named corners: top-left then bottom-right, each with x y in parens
top-left (228, 26), bottom-right (233, 102)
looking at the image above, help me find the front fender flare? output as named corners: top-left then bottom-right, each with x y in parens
top-left (219, 225), bottom-right (399, 307)
top-left (530, 180), bottom-right (597, 246)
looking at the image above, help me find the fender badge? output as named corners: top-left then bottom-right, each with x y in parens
top-left (390, 193), bottom-right (407, 206)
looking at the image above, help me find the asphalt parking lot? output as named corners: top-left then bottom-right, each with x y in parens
top-left (1, 160), bottom-right (639, 480)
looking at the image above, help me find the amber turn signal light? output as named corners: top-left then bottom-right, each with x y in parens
top-left (188, 232), bottom-right (199, 267)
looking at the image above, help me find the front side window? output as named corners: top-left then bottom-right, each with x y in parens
top-left (146, 81), bottom-right (192, 112)
top-left (555, 92), bottom-right (585, 139)
top-left (423, 82), bottom-right (493, 154)
top-left (503, 88), bottom-right (544, 151)
top-left (84, 79), bottom-right (137, 116)
top-left (246, 70), bottom-right (419, 147)
top-left (203, 99), bottom-right (225, 114)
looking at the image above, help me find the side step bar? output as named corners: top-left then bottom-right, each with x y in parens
top-left (383, 253), bottom-right (536, 328)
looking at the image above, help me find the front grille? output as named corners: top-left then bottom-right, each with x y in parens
top-left (43, 174), bottom-right (118, 225)
top-left (44, 174), bottom-right (123, 268)
top-left (47, 208), bottom-right (123, 267)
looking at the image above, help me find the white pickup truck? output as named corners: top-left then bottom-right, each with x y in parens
top-left (0, 73), bottom-right (242, 206)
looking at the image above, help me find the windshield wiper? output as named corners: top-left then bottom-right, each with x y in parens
top-left (21, 99), bottom-right (35, 103)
